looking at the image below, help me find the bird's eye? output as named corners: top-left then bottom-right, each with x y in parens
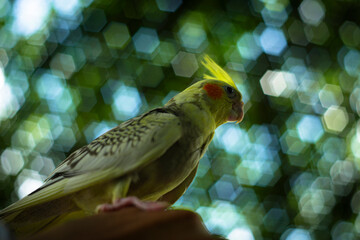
top-left (224, 86), bottom-right (236, 98)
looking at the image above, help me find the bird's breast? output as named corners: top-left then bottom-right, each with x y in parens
top-left (127, 132), bottom-right (211, 201)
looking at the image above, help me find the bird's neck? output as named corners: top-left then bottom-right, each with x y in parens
top-left (165, 98), bottom-right (216, 135)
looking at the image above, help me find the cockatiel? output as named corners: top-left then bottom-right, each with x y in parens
top-left (0, 55), bottom-right (244, 236)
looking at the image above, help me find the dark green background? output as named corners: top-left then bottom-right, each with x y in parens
top-left (0, 0), bottom-right (360, 239)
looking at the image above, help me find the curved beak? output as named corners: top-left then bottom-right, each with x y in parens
top-left (228, 100), bottom-right (244, 123)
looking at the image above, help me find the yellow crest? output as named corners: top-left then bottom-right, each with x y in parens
top-left (202, 55), bottom-right (237, 89)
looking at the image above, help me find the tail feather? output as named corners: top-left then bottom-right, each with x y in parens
top-left (0, 196), bottom-right (80, 237)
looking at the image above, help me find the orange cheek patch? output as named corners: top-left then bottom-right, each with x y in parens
top-left (203, 83), bottom-right (223, 100)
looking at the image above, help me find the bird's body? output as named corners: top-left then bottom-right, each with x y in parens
top-left (0, 56), bottom-right (244, 236)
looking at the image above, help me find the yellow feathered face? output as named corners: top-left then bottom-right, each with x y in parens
top-left (201, 55), bottom-right (244, 124)
top-left (201, 80), bottom-right (244, 124)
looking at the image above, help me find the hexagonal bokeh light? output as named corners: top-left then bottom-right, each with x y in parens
top-left (103, 22), bottom-right (131, 49)
top-left (133, 27), bottom-right (160, 55)
top-left (111, 84), bottom-right (143, 121)
top-left (339, 21), bottom-right (360, 47)
top-left (323, 106), bottom-right (348, 133)
top-left (259, 27), bottom-right (287, 56)
top-left (260, 70), bottom-right (297, 97)
top-left (156, 0), bottom-right (182, 12)
top-left (297, 115), bottom-right (324, 143)
top-left (171, 51), bottom-right (198, 77)
top-left (178, 22), bottom-right (207, 52)
top-left (83, 8), bottom-right (107, 32)
top-left (319, 84), bottom-right (344, 108)
top-left (237, 32), bottom-right (263, 60)
top-left (298, 0), bottom-right (325, 26)
top-left (1, 1), bottom-right (360, 239)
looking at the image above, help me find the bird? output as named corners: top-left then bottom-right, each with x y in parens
top-left (0, 55), bottom-right (244, 236)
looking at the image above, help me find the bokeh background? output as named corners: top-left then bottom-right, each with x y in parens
top-left (0, 0), bottom-right (360, 239)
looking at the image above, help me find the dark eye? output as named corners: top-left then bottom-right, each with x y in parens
top-left (224, 86), bottom-right (236, 98)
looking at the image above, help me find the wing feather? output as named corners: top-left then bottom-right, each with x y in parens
top-left (0, 109), bottom-right (182, 215)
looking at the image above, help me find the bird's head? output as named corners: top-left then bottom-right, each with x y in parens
top-left (167, 55), bottom-right (244, 128)
top-left (199, 79), bottom-right (244, 125)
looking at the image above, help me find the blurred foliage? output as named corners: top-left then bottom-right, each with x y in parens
top-left (1, 0), bottom-right (360, 239)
